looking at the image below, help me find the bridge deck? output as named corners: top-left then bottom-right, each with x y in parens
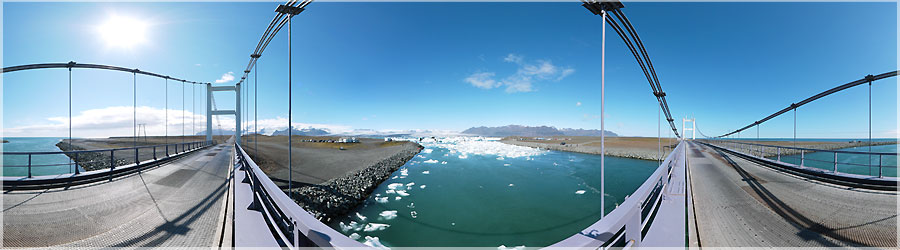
top-left (688, 141), bottom-right (896, 247)
top-left (2, 143), bottom-right (232, 247)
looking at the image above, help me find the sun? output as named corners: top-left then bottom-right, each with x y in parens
top-left (97, 15), bottom-right (149, 49)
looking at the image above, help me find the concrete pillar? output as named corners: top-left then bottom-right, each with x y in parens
top-left (235, 83), bottom-right (241, 145)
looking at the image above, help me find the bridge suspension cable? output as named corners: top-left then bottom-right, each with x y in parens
top-left (713, 70), bottom-right (899, 138)
top-left (582, 0), bottom-right (681, 139)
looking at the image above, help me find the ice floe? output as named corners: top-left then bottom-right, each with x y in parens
top-left (508, 184), bottom-right (515, 187)
top-left (423, 159), bottom-right (438, 164)
top-left (418, 137), bottom-right (545, 158)
top-left (363, 236), bottom-right (389, 250)
top-left (498, 245), bottom-right (526, 250)
top-left (406, 182), bottom-right (415, 187)
top-left (400, 169), bottom-right (409, 176)
top-left (419, 185), bottom-right (426, 189)
top-left (496, 156), bottom-right (505, 160)
top-left (379, 210), bottom-right (398, 220)
top-left (396, 190), bottom-right (410, 196)
top-left (416, 155), bottom-right (426, 159)
top-left (441, 161), bottom-right (448, 164)
top-left (423, 148), bottom-right (433, 154)
top-left (387, 183), bottom-right (404, 190)
top-left (395, 196), bottom-right (402, 200)
top-left (356, 212), bottom-right (367, 221)
top-left (422, 170), bottom-right (430, 174)
top-left (575, 190), bottom-right (586, 194)
top-left (349, 233), bottom-right (360, 240)
top-left (503, 163), bottom-right (511, 166)
top-left (375, 197), bottom-right (389, 203)
top-left (410, 211), bottom-right (418, 218)
top-left (385, 189), bottom-right (396, 194)
top-left (363, 223), bottom-right (390, 232)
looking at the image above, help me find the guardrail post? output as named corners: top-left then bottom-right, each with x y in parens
top-left (777, 148), bottom-right (781, 161)
top-left (110, 150), bottom-right (116, 171)
top-left (74, 152), bottom-right (80, 175)
top-left (800, 151), bottom-right (805, 167)
top-left (135, 148), bottom-right (139, 166)
top-left (833, 152), bottom-right (838, 173)
top-left (876, 155), bottom-right (882, 178)
top-left (27, 154), bottom-right (32, 178)
top-left (153, 146), bottom-right (157, 160)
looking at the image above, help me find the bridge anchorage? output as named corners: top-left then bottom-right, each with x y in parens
top-left (3, 0), bottom-right (897, 249)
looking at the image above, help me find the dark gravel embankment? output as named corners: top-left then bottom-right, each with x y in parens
top-left (287, 143), bottom-right (423, 223)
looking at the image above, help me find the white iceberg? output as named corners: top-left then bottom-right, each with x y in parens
top-left (423, 148), bottom-right (433, 154)
top-left (420, 185), bottom-right (426, 189)
top-left (379, 210), bottom-right (398, 220)
top-left (575, 190), bottom-right (586, 194)
top-left (387, 183), bottom-right (404, 190)
top-left (396, 190), bottom-right (410, 196)
top-left (423, 159), bottom-right (438, 164)
top-left (356, 212), bottom-right (367, 221)
top-left (363, 236), bottom-right (389, 250)
top-left (375, 197), bottom-right (389, 203)
top-left (363, 223), bottom-right (390, 232)
top-left (422, 170), bottom-right (430, 174)
top-left (349, 233), bottom-right (360, 240)
top-left (441, 161), bottom-right (448, 165)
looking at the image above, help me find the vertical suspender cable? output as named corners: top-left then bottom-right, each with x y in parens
top-left (165, 79), bottom-right (168, 146)
top-left (288, 14), bottom-right (294, 198)
top-left (182, 80), bottom-right (185, 146)
top-left (600, 8), bottom-right (607, 218)
top-left (133, 72), bottom-right (137, 149)
top-left (658, 106), bottom-right (661, 163)
top-left (69, 66), bottom-right (73, 173)
top-left (793, 108), bottom-right (796, 147)
top-left (868, 81), bottom-right (872, 167)
top-left (193, 84), bottom-right (195, 139)
top-left (255, 60), bottom-right (259, 153)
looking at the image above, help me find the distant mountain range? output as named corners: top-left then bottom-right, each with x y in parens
top-left (461, 125), bottom-right (617, 137)
top-left (271, 128), bottom-right (331, 136)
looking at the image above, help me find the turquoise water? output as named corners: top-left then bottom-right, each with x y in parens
top-left (327, 137), bottom-right (659, 248)
top-left (2, 137), bottom-right (79, 177)
top-left (767, 144), bottom-right (898, 177)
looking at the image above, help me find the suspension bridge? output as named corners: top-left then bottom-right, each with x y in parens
top-left (2, 0), bottom-right (896, 248)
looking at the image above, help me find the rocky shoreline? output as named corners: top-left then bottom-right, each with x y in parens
top-left (287, 143), bottom-right (424, 223)
top-left (56, 142), bottom-right (129, 171)
top-left (502, 139), bottom-right (674, 161)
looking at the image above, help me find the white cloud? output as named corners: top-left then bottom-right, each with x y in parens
top-left (464, 72), bottom-right (500, 89)
top-left (503, 53), bottom-right (524, 64)
top-left (215, 71), bottom-right (235, 83)
top-left (465, 54), bottom-right (575, 93)
top-left (4, 106), bottom-right (206, 138)
top-left (576, 102), bottom-right (582, 107)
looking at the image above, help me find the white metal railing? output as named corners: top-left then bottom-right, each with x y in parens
top-left (233, 143), bottom-right (367, 248)
top-left (548, 140), bottom-right (687, 248)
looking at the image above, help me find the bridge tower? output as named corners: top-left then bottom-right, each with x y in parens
top-left (207, 83), bottom-right (241, 144)
top-left (682, 117), bottom-right (695, 140)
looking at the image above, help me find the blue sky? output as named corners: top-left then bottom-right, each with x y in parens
top-left (2, 2), bottom-right (897, 138)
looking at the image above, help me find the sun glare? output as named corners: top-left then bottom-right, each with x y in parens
top-left (97, 15), bottom-right (148, 49)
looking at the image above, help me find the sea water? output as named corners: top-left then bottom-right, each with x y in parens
top-left (767, 143), bottom-right (898, 177)
top-left (2, 137), bottom-right (79, 177)
top-left (327, 137), bottom-right (659, 248)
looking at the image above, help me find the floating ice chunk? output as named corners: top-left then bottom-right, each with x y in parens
top-left (496, 156), bottom-right (505, 160)
top-left (386, 190), bottom-right (396, 194)
top-left (498, 245), bottom-right (526, 250)
top-left (407, 202), bottom-right (415, 209)
top-left (553, 162), bottom-right (559, 166)
top-left (400, 169), bottom-right (409, 176)
top-left (508, 184), bottom-right (515, 187)
top-left (444, 153), bottom-right (449, 157)
top-left (395, 196), bottom-right (402, 200)
top-left (420, 185), bottom-right (426, 189)
top-left (416, 155), bottom-right (426, 159)
top-left (339, 222), bottom-right (352, 232)
top-left (406, 182), bottom-right (415, 187)
top-left (387, 183), bottom-right (404, 190)
top-left (379, 210), bottom-right (398, 220)
top-left (356, 212), bottom-right (367, 221)
top-left (391, 176), bottom-right (398, 179)
top-left (423, 148), bottom-right (433, 154)
top-left (410, 211), bottom-right (417, 218)
top-left (503, 164), bottom-right (511, 166)
top-left (575, 190), bottom-right (586, 194)
top-left (396, 190), bottom-right (410, 196)
top-left (349, 233), bottom-right (360, 240)
top-left (424, 159), bottom-right (438, 164)
top-left (375, 197), bottom-right (389, 203)
top-left (363, 236), bottom-right (389, 250)
top-left (441, 161), bottom-right (447, 165)
top-left (422, 170), bottom-right (430, 174)
top-left (363, 223), bottom-right (390, 232)
top-left (459, 154), bottom-right (468, 159)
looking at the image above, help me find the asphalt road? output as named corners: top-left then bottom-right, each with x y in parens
top-left (2, 143), bottom-right (232, 247)
top-left (688, 141), bottom-right (896, 247)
